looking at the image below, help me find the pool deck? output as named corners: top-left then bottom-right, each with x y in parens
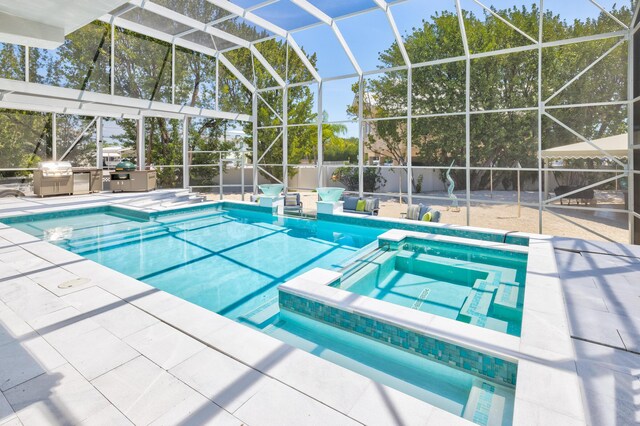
top-left (0, 191), bottom-right (637, 425)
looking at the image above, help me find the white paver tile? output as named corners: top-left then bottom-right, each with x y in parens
top-left (27, 307), bottom-right (101, 347)
top-left (2, 283), bottom-right (68, 323)
top-left (0, 307), bottom-right (35, 348)
top-left (48, 326), bottom-right (138, 381)
top-left (123, 322), bottom-right (204, 370)
top-left (203, 322), bottom-right (294, 369)
top-left (126, 289), bottom-right (185, 316)
top-left (148, 393), bottom-right (241, 426)
top-left (0, 336), bottom-right (66, 392)
top-left (424, 406), bottom-right (474, 425)
top-left (0, 416), bottom-right (22, 426)
top-left (564, 292), bottom-right (609, 312)
top-left (581, 387), bottom-right (639, 426)
top-left (234, 379), bottom-right (360, 426)
top-left (4, 363), bottom-right (112, 425)
top-left (618, 330), bottom-right (640, 353)
top-left (91, 356), bottom-right (196, 425)
top-left (512, 398), bottom-right (586, 426)
top-left (568, 309), bottom-right (629, 350)
top-left (158, 302), bottom-right (232, 338)
top-left (0, 391), bottom-right (16, 424)
top-left (62, 287), bottom-right (158, 339)
top-left (78, 404), bottom-right (132, 426)
top-left (20, 241), bottom-right (84, 265)
top-left (0, 251), bottom-right (52, 276)
top-left (573, 340), bottom-right (640, 376)
top-left (0, 278), bottom-right (38, 304)
top-left (169, 347), bottom-right (270, 413)
top-left (576, 359), bottom-right (640, 405)
top-left (28, 267), bottom-right (93, 297)
top-left (515, 359), bottom-right (585, 421)
top-left (519, 308), bottom-right (573, 357)
top-left (348, 381), bottom-right (434, 426)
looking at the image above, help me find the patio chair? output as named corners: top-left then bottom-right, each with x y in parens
top-left (403, 204), bottom-right (441, 223)
top-left (283, 193), bottom-right (303, 214)
top-left (342, 195), bottom-right (379, 216)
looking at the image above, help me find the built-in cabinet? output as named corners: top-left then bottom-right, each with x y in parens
top-left (33, 173), bottom-right (73, 197)
top-left (110, 170), bottom-right (157, 192)
top-left (33, 169), bottom-right (103, 197)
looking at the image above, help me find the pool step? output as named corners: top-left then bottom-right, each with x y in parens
top-left (238, 297), bottom-right (279, 327)
top-left (395, 250), bottom-right (488, 286)
top-left (459, 281), bottom-right (510, 332)
top-left (458, 288), bottom-right (495, 325)
top-left (493, 282), bottom-right (522, 321)
top-left (68, 227), bottom-right (171, 253)
top-left (463, 379), bottom-right (514, 426)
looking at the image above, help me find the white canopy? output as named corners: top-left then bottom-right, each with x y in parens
top-left (542, 133), bottom-right (629, 160)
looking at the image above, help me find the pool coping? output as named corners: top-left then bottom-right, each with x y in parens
top-left (0, 197), bottom-right (586, 425)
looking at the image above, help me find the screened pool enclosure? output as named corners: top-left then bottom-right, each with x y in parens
top-left (0, 0), bottom-right (639, 244)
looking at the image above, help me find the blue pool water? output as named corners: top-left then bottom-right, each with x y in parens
top-left (339, 238), bottom-right (528, 336)
top-left (9, 206), bottom-right (381, 321)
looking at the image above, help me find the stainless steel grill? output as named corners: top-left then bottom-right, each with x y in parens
top-left (37, 162), bottom-right (73, 177)
top-left (34, 162), bottom-right (74, 197)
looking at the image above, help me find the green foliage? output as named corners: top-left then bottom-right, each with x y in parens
top-left (0, 43), bottom-right (25, 80)
top-left (324, 137), bottom-right (358, 163)
top-left (0, 110), bottom-right (51, 174)
top-left (331, 167), bottom-right (386, 192)
top-left (360, 3), bottom-right (632, 190)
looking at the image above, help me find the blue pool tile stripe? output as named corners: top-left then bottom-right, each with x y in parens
top-left (279, 291), bottom-right (517, 387)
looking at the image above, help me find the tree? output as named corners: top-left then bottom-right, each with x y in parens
top-left (241, 40), bottom-right (320, 182)
top-left (354, 4), bottom-right (631, 190)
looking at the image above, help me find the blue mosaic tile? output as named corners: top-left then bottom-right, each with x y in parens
top-left (318, 213), bottom-right (530, 247)
top-left (279, 291), bottom-right (517, 387)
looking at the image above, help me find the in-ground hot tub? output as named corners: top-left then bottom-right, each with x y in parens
top-left (336, 235), bottom-right (528, 336)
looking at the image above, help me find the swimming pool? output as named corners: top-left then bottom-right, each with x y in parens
top-left (6, 205), bottom-right (381, 322)
top-left (3, 203), bottom-right (517, 425)
top-left (338, 237), bottom-right (527, 336)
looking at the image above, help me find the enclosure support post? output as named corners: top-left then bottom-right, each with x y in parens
top-left (283, 86), bottom-right (288, 193)
top-left (317, 81), bottom-right (323, 187)
top-left (456, 0), bottom-right (470, 225)
top-left (171, 43), bottom-right (176, 105)
top-left (182, 116), bottom-right (189, 190)
top-left (137, 117), bottom-right (145, 170)
top-left (24, 47), bottom-right (29, 82)
top-left (465, 59), bottom-right (471, 226)
top-left (241, 149), bottom-right (245, 201)
top-left (219, 153), bottom-right (223, 200)
top-left (110, 23), bottom-right (115, 96)
top-left (629, 12), bottom-right (637, 244)
top-left (407, 68), bottom-right (413, 206)
top-left (252, 92), bottom-right (258, 194)
top-left (358, 74), bottom-right (364, 198)
top-left (544, 158), bottom-right (549, 205)
top-left (96, 117), bottom-right (103, 170)
top-left (215, 53), bottom-right (220, 110)
top-left (537, 0), bottom-right (544, 234)
top-left (52, 113), bottom-right (57, 160)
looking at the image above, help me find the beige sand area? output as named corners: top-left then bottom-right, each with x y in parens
top-left (210, 190), bottom-right (629, 244)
